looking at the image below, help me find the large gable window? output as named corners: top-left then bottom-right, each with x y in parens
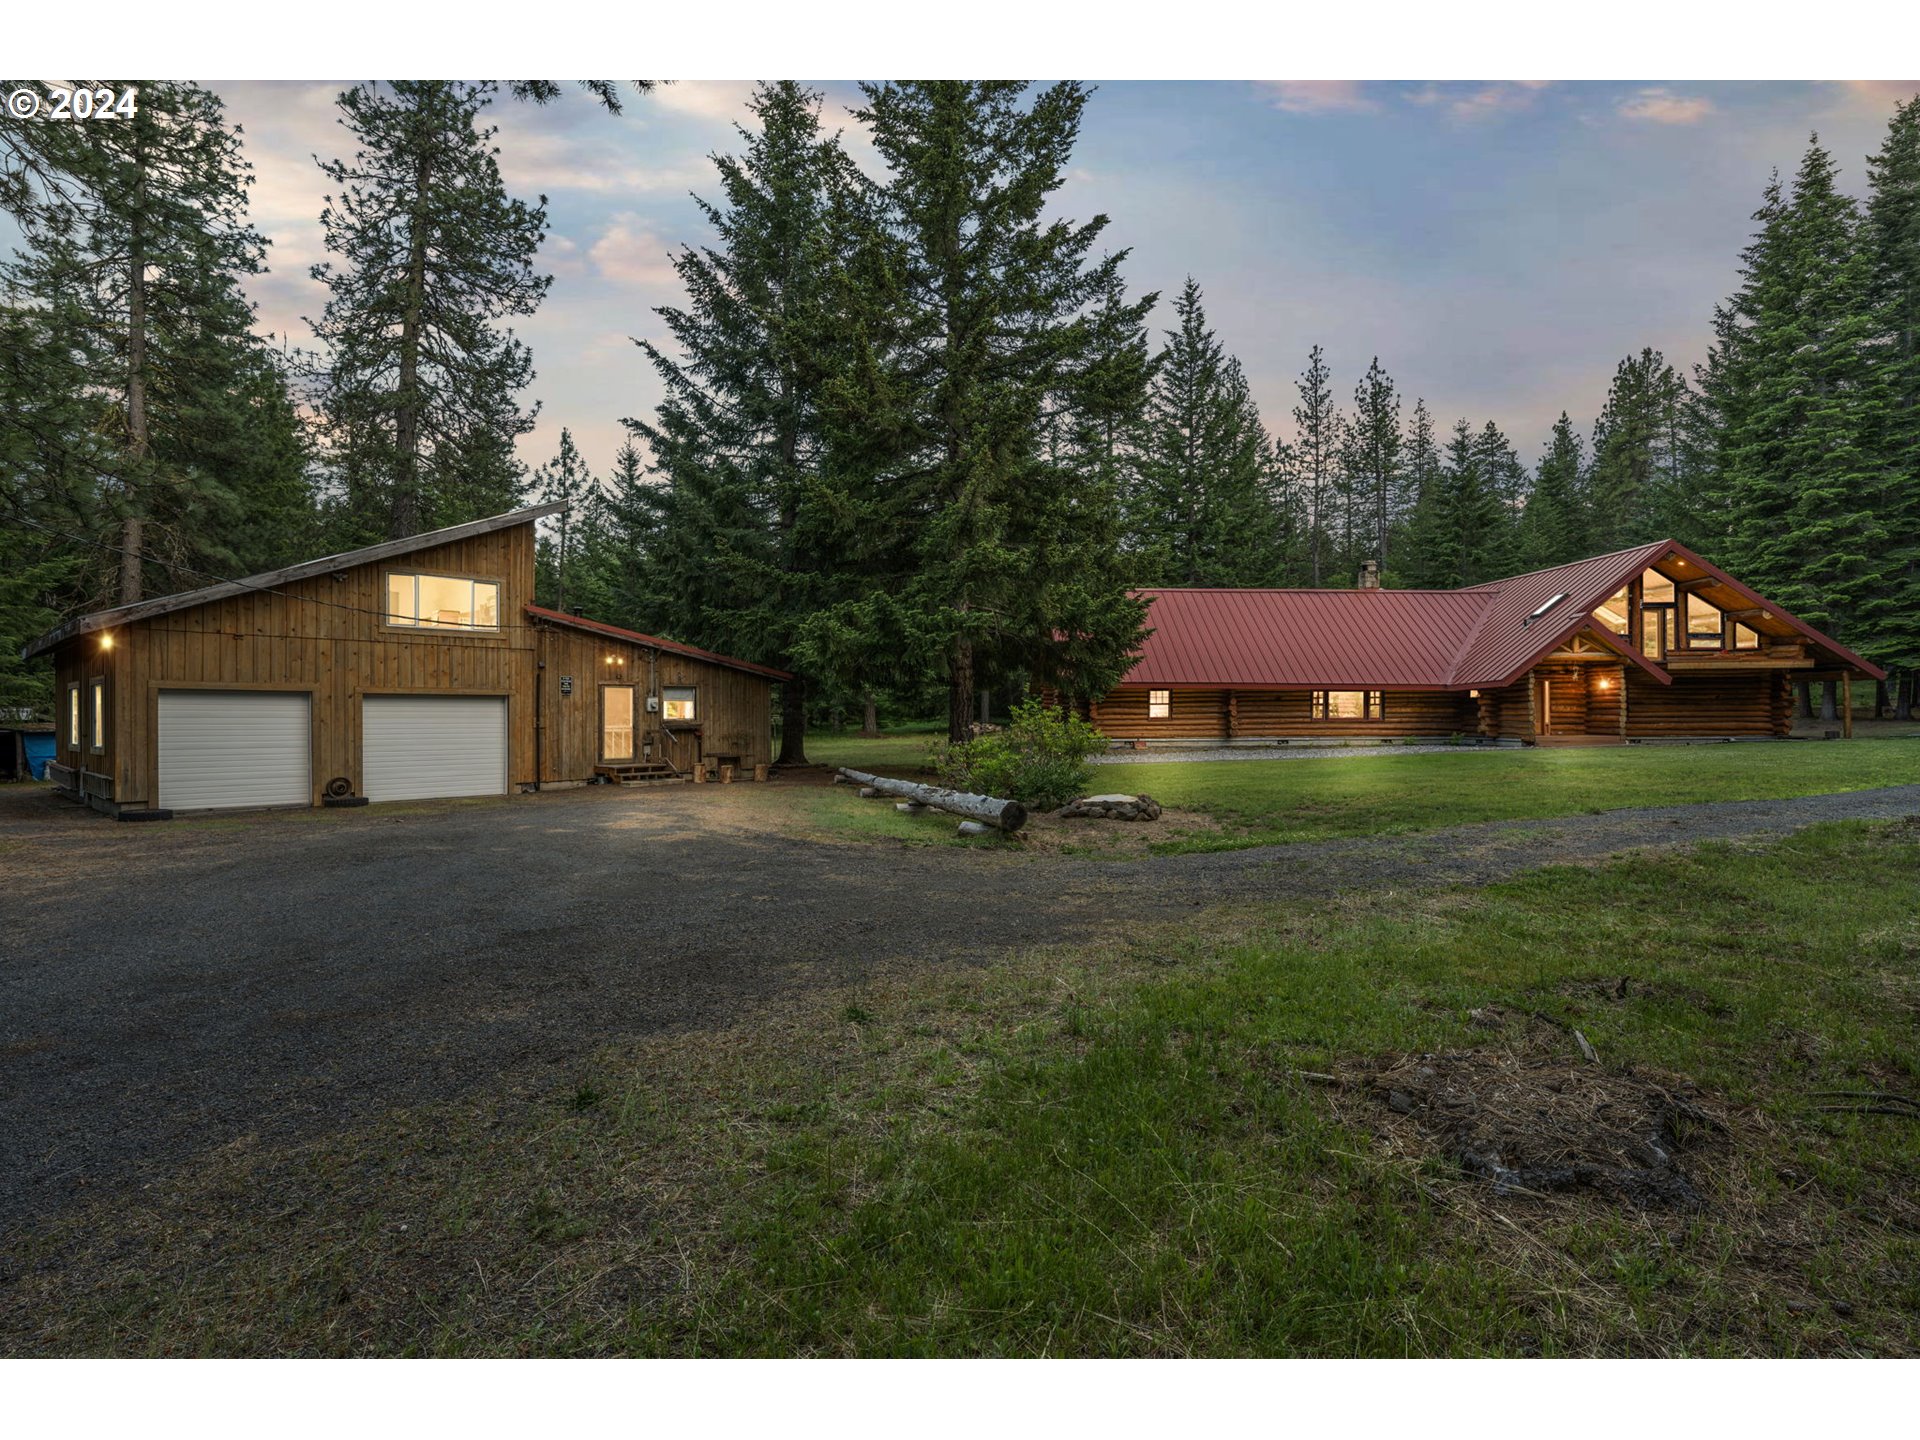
top-left (386, 573), bottom-right (500, 631)
top-left (1313, 690), bottom-right (1381, 721)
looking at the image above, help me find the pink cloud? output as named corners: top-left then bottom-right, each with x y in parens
top-left (1404, 82), bottom-right (1552, 121)
top-left (1257, 81), bottom-right (1378, 115)
top-left (1617, 88), bottom-right (1715, 124)
top-left (588, 216), bottom-right (679, 289)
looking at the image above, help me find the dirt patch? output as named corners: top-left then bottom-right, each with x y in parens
top-left (1326, 1041), bottom-right (1730, 1211)
top-left (1015, 805), bottom-right (1231, 856)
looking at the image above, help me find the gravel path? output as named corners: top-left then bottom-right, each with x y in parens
top-left (3, 780), bottom-right (1916, 1230)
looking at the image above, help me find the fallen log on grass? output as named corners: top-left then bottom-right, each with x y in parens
top-left (836, 767), bottom-right (1028, 833)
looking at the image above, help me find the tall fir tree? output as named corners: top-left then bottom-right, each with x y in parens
top-left (839, 80), bottom-right (1148, 741)
top-left (625, 82), bottom-right (865, 764)
top-left (1403, 419), bottom-right (1510, 587)
top-left (1, 80), bottom-right (310, 604)
top-left (532, 427), bottom-right (596, 611)
top-left (1124, 278), bottom-right (1282, 584)
top-left (309, 81), bottom-right (550, 542)
top-left (1715, 138), bottom-right (1889, 651)
top-left (1291, 343), bottom-right (1338, 585)
top-left (1588, 347), bottom-right (1690, 550)
top-left (1864, 95), bottom-right (1920, 715)
top-left (1337, 357), bottom-right (1404, 573)
top-left (1519, 412), bottom-right (1589, 567)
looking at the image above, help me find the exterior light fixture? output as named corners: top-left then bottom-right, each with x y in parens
top-left (1597, 677), bottom-right (1612, 690)
top-left (99, 632), bottom-right (113, 651)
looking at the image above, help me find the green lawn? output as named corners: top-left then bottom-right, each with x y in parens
top-left (793, 724), bottom-right (944, 775)
top-left (781, 736), bottom-right (1920, 855)
top-left (1115, 739), bottom-right (1920, 852)
top-left (8, 819), bottom-right (1917, 1355)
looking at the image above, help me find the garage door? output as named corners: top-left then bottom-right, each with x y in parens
top-left (158, 690), bottom-right (312, 811)
top-left (362, 696), bottom-right (508, 803)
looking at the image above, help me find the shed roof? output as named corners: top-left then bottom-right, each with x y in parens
top-left (525, 606), bottom-right (792, 682)
top-left (1122, 541), bottom-right (1883, 690)
top-left (22, 503), bottom-right (565, 659)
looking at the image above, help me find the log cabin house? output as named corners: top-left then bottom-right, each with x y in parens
top-left (1085, 542), bottom-right (1883, 746)
top-left (23, 505), bottom-right (788, 817)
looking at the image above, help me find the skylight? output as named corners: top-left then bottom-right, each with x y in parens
top-left (1523, 593), bottom-right (1569, 627)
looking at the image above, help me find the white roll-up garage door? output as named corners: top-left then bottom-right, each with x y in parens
top-left (362, 695), bottom-right (508, 803)
top-left (158, 690), bottom-right (312, 811)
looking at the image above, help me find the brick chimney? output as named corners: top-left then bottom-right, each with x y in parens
top-left (1357, 559), bottom-right (1381, 590)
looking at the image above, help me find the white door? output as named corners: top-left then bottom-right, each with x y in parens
top-left (362, 695), bottom-right (508, 803)
top-left (158, 690), bottom-right (312, 811)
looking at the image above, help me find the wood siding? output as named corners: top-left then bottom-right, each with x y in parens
top-left (47, 522), bottom-right (778, 810)
top-left (534, 621), bottom-right (773, 780)
top-left (1624, 668), bottom-right (1791, 738)
top-left (1094, 686), bottom-right (1476, 741)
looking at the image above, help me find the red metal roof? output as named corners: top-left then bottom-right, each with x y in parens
top-left (1121, 541), bottom-right (1885, 690)
top-left (525, 605), bottom-right (793, 681)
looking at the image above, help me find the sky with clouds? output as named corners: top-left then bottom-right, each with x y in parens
top-left (73, 79), bottom-right (1920, 480)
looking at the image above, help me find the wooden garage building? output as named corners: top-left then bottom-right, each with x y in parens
top-left (1087, 542), bottom-right (1883, 746)
top-left (24, 505), bottom-right (788, 817)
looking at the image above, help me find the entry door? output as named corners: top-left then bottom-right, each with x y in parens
top-left (602, 685), bottom-right (635, 761)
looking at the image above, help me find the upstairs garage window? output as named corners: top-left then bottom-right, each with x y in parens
top-left (386, 573), bottom-right (500, 631)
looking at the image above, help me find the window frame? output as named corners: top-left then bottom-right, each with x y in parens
top-left (382, 570), bottom-right (504, 633)
top-left (1147, 689), bottom-right (1171, 719)
top-left (1313, 689), bottom-right (1382, 722)
top-left (88, 676), bottom-right (106, 754)
top-left (661, 685), bottom-right (699, 724)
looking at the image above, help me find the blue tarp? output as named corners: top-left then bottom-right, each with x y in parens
top-left (23, 732), bottom-right (56, 780)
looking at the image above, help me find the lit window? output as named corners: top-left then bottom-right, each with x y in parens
top-left (1592, 588), bottom-right (1632, 636)
top-left (662, 686), bottom-right (697, 722)
top-left (1684, 590), bottom-right (1724, 648)
top-left (385, 573), bottom-right (501, 630)
top-left (1314, 690), bottom-right (1381, 721)
top-left (1733, 624), bottom-right (1761, 651)
top-left (89, 678), bottom-right (106, 753)
top-left (1148, 689), bottom-right (1170, 719)
top-left (68, 683), bottom-right (81, 749)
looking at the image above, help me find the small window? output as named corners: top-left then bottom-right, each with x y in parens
top-left (662, 686), bottom-right (697, 723)
top-left (1313, 690), bottom-right (1381, 721)
top-left (1148, 689), bottom-right (1170, 719)
top-left (1733, 623), bottom-right (1761, 651)
top-left (385, 572), bottom-right (501, 631)
top-left (68, 683), bottom-right (81, 749)
top-left (89, 677), bottom-right (106, 753)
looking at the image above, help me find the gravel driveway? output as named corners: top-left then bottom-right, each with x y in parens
top-left (3, 779), bottom-right (1916, 1231)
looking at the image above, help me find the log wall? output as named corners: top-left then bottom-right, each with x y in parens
top-left (1093, 686), bottom-right (1477, 741)
top-left (1624, 668), bottom-right (1792, 738)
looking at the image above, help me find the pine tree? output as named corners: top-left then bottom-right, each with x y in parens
top-left (309, 81), bottom-right (550, 541)
top-left (1337, 357), bottom-right (1404, 572)
top-left (1403, 419), bottom-right (1510, 587)
top-left (532, 427), bottom-right (596, 611)
top-left (1519, 412), bottom-right (1589, 567)
top-left (1, 80), bottom-right (308, 603)
top-left (1124, 279), bottom-right (1281, 584)
top-left (1588, 348), bottom-right (1689, 550)
top-left (1864, 96), bottom-right (1920, 715)
top-left (1392, 397), bottom-right (1442, 583)
top-left (1471, 420), bottom-right (1523, 576)
top-left (1292, 344), bottom-right (1339, 585)
top-left (841, 81), bottom-right (1148, 741)
top-left (1716, 138), bottom-right (1889, 648)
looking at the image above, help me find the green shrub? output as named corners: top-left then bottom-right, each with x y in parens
top-left (927, 698), bottom-right (1109, 810)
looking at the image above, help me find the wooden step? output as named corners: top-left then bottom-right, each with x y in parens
top-left (593, 763), bottom-right (683, 785)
